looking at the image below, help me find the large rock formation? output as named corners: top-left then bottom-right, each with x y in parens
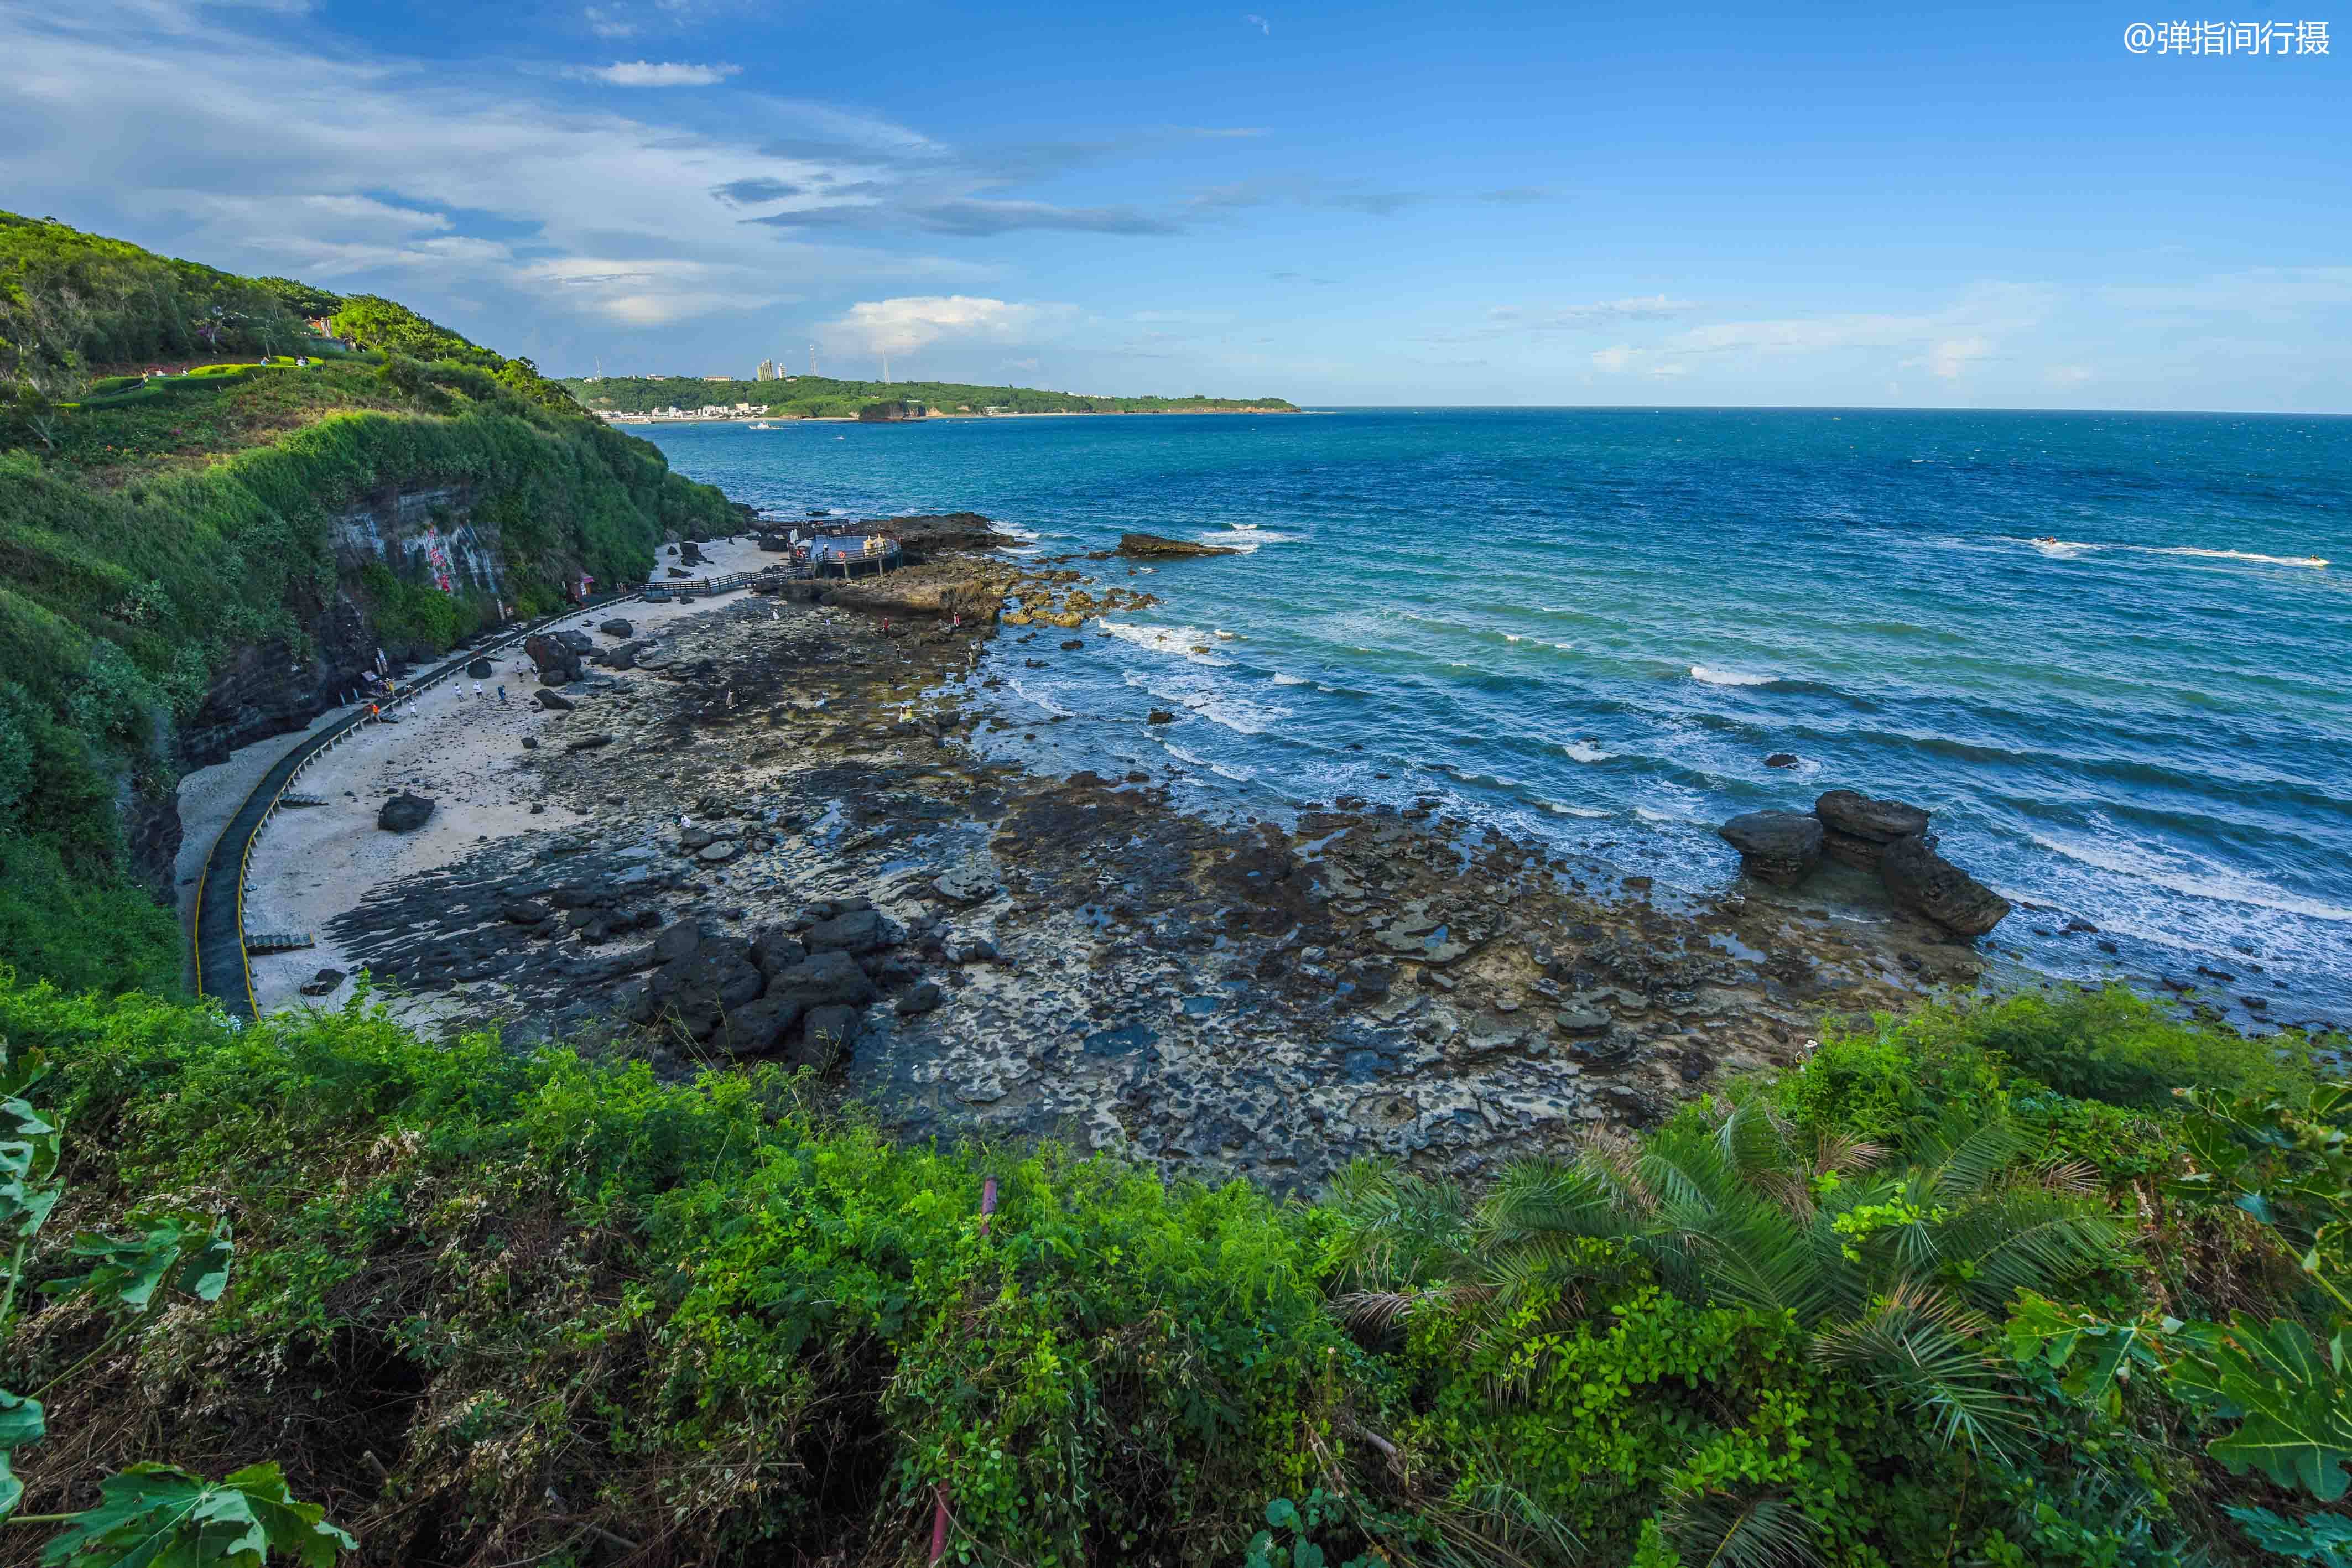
top-left (1718, 811), bottom-right (1824, 885)
top-left (1880, 834), bottom-right (2011, 937)
top-left (1117, 533), bottom-right (1240, 559)
top-left (524, 632), bottom-right (584, 685)
top-left (1815, 789), bottom-right (1930, 860)
top-left (868, 512), bottom-right (1018, 562)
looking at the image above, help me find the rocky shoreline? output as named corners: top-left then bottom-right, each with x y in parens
top-left (239, 522), bottom-right (1982, 1190)
top-left (242, 517), bottom-right (2322, 1190)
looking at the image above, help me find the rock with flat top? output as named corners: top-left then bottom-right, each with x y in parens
top-left (1718, 811), bottom-right (1823, 885)
top-left (1815, 789), bottom-right (1930, 843)
top-left (1116, 532), bottom-right (1239, 559)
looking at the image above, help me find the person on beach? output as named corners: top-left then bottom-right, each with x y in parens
top-left (473, 682), bottom-right (483, 699)
top-left (497, 684), bottom-right (507, 704)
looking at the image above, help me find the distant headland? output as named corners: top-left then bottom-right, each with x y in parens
top-left (560, 371), bottom-right (1298, 424)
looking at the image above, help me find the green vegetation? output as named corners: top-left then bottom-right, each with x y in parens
top-left (0, 213), bottom-right (741, 998)
top-left (565, 372), bottom-right (1298, 419)
top-left (0, 974), bottom-right (2338, 1566)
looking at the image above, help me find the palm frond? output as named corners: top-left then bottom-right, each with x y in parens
top-left (1914, 1116), bottom-right (2028, 1203)
top-left (1663, 1492), bottom-right (1823, 1568)
top-left (1930, 1191), bottom-right (2127, 1315)
top-left (1812, 1282), bottom-right (2025, 1457)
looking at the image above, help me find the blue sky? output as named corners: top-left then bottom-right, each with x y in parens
top-left (4, 0), bottom-right (2345, 408)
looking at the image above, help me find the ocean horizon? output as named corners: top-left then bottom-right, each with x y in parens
top-left (639, 406), bottom-right (2352, 1028)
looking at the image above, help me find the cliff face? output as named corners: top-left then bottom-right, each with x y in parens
top-left (332, 481), bottom-right (505, 596)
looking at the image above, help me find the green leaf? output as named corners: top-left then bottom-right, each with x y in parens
top-left (43, 1216), bottom-right (232, 1316)
top-left (2225, 1506), bottom-right (2352, 1567)
top-left (39, 1461), bottom-right (353, 1568)
top-left (1265, 1497), bottom-right (1300, 1531)
top-left (1, 1449), bottom-right (20, 1523)
top-left (0, 1390), bottom-right (45, 1451)
top-left (2176, 1314), bottom-right (2352, 1502)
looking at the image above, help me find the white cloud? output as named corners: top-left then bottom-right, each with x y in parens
top-left (1494, 295), bottom-right (1698, 329)
top-left (516, 256), bottom-right (794, 325)
top-left (1590, 345), bottom-right (1638, 372)
top-left (569, 60), bottom-right (740, 86)
top-left (821, 295), bottom-right (1074, 356)
top-left (581, 6), bottom-right (636, 37)
top-left (1244, 14), bottom-right (1271, 34)
top-left (1926, 335), bottom-right (1992, 379)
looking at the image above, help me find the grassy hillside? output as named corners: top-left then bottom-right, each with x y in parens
top-left (0, 214), bottom-right (741, 996)
top-left (0, 977), bottom-right (2340, 1567)
top-left (565, 372), bottom-right (1298, 419)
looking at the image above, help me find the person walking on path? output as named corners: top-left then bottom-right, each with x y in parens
top-left (497, 684), bottom-right (507, 704)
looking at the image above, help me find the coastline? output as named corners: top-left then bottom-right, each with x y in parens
top-left (204, 524), bottom-right (2011, 1189)
top-left (596, 407), bottom-right (1299, 426)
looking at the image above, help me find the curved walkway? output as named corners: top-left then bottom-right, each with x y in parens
top-left (192, 594), bottom-right (641, 1018)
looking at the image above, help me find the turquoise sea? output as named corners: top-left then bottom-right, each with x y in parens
top-left (638, 409), bottom-right (2352, 1027)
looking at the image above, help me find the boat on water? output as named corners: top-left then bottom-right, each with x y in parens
top-left (749, 421), bottom-right (775, 430)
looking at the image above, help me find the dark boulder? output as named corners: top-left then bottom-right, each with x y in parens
top-left (535, 689), bottom-right (574, 711)
top-left (1116, 532), bottom-right (1239, 559)
top-left (714, 994), bottom-right (802, 1055)
top-left (1815, 789), bottom-right (1930, 843)
top-left (502, 899), bottom-right (552, 924)
top-left (377, 793), bottom-right (434, 833)
top-left (795, 1004), bottom-right (863, 1070)
top-left (750, 926), bottom-right (809, 979)
top-left (764, 950), bottom-right (879, 1014)
top-left (1060, 638), bottom-right (1086, 650)
top-left (1881, 834), bottom-right (2011, 938)
top-left (466, 658), bottom-right (493, 679)
top-left (896, 980), bottom-right (945, 1016)
top-left (667, 567), bottom-right (692, 579)
top-left (652, 919), bottom-right (705, 967)
top-left (298, 967), bottom-right (346, 997)
top-left (565, 733), bottom-right (613, 752)
top-left (679, 825), bottom-right (717, 851)
top-left (524, 633), bottom-right (584, 685)
top-left (804, 907), bottom-right (897, 956)
top-left (1146, 709), bottom-right (1177, 725)
top-left (1764, 752), bottom-right (1801, 769)
top-left (681, 540), bottom-right (705, 566)
top-left (1718, 810), bottom-right (1822, 885)
top-left (599, 618), bottom-right (635, 638)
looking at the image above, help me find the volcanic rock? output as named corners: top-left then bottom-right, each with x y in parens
top-left (298, 967), bottom-right (346, 997)
top-left (1821, 827), bottom-right (1887, 872)
top-left (1146, 709), bottom-right (1177, 725)
top-left (377, 793), bottom-right (435, 833)
top-left (1815, 789), bottom-right (1930, 843)
top-left (1718, 810), bottom-right (1823, 885)
top-left (1764, 752), bottom-right (1801, 768)
top-left (896, 981), bottom-right (945, 1015)
top-left (805, 908), bottom-right (896, 955)
top-left (1116, 533), bottom-right (1239, 559)
top-left (797, 1004), bottom-right (863, 1069)
top-left (524, 633), bottom-right (584, 685)
top-left (535, 689), bottom-right (574, 711)
top-left (599, 618), bottom-right (635, 638)
top-left (764, 950), bottom-right (880, 1014)
top-left (1881, 834), bottom-right (2011, 938)
top-left (466, 658), bottom-right (492, 679)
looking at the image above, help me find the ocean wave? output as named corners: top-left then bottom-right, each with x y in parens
top-left (1563, 741), bottom-right (1611, 763)
top-left (1100, 621), bottom-right (1232, 664)
top-left (2013, 536), bottom-right (2329, 569)
top-left (1690, 665), bottom-right (1775, 687)
top-left (2030, 829), bottom-right (2352, 923)
top-left (1004, 679), bottom-right (1074, 718)
top-left (2153, 546), bottom-right (2329, 569)
top-left (1272, 672), bottom-right (1311, 686)
top-left (1536, 799), bottom-right (1610, 818)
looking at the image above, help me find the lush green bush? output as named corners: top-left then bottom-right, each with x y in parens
top-left (1, 974), bottom-right (2328, 1567)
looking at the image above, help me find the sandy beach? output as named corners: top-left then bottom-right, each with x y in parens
top-left (210, 539), bottom-right (779, 1015)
